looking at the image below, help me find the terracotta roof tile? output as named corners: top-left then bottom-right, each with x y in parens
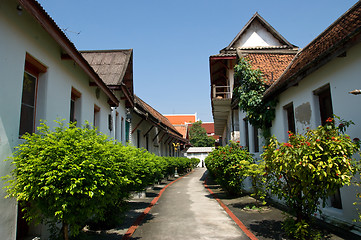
top-left (264, 1), bottom-right (361, 98)
top-left (164, 115), bottom-right (197, 125)
top-left (174, 126), bottom-right (188, 138)
top-left (245, 53), bottom-right (297, 85)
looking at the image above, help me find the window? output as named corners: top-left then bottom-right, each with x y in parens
top-left (244, 118), bottom-right (249, 150)
top-left (284, 103), bottom-right (296, 134)
top-left (120, 117), bottom-right (124, 143)
top-left (19, 54), bottom-right (47, 136)
top-left (70, 87), bottom-right (81, 124)
top-left (317, 85), bottom-right (333, 126)
top-left (94, 104), bottom-right (100, 128)
top-left (253, 126), bottom-right (259, 153)
top-left (114, 112), bottom-right (119, 140)
top-left (330, 189), bottom-right (343, 209)
top-left (145, 134), bottom-right (149, 151)
top-left (315, 85), bottom-right (342, 209)
top-left (137, 130), bottom-right (141, 148)
top-left (125, 120), bottom-right (130, 143)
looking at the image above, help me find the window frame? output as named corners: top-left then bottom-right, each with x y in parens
top-left (19, 53), bottom-right (47, 137)
top-left (70, 87), bottom-right (81, 124)
top-left (284, 102), bottom-right (296, 135)
top-left (243, 118), bottom-right (249, 150)
top-left (93, 104), bottom-right (100, 128)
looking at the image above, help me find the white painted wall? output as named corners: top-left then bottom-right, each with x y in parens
top-left (233, 20), bottom-right (282, 48)
top-left (186, 147), bottom-right (214, 167)
top-left (269, 42), bottom-right (361, 229)
top-left (0, 1), bottom-right (116, 239)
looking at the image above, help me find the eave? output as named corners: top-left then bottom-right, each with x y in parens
top-left (19, 0), bottom-right (119, 107)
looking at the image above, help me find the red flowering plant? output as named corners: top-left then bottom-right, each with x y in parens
top-left (205, 141), bottom-right (263, 196)
top-left (262, 117), bottom-right (359, 239)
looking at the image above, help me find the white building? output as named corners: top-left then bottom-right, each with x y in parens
top-left (210, 12), bottom-right (298, 156)
top-left (263, 1), bottom-right (361, 230)
top-left (210, 2), bottom-right (361, 233)
top-left (185, 147), bottom-right (214, 167)
top-left (132, 95), bottom-right (188, 156)
top-left (0, 1), bottom-right (129, 239)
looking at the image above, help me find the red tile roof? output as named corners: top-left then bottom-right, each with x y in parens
top-left (245, 52), bottom-right (297, 86)
top-left (186, 122), bottom-right (219, 140)
top-left (164, 115), bottom-right (196, 125)
top-left (264, 1), bottom-right (361, 99)
top-left (174, 125), bottom-right (188, 138)
top-left (199, 122), bottom-right (215, 135)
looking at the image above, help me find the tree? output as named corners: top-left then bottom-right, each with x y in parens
top-left (188, 121), bottom-right (215, 147)
top-left (3, 121), bottom-right (129, 240)
top-left (262, 117), bottom-right (359, 239)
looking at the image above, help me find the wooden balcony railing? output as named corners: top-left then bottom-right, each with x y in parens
top-left (213, 85), bottom-right (231, 99)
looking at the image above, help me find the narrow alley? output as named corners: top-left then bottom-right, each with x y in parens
top-left (127, 168), bottom-right (248, 240)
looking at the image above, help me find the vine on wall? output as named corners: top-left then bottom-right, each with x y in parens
top-left (233, 57), bottom-right (277, 141)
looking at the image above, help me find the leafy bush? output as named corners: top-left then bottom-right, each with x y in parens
top-left (3, 121), bottom-right (129, 239)
top-left (262, 117), bottom-right (359, 239)
top-left (3, 121), bottom-right (199, 239)
top-left (205, 141), bottom-right (262, 195)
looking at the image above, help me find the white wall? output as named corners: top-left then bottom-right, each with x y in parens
top-left (0, 1), bottom-right (115, 239)
top-left (233, 20), bottom-right (283, 48)
top-left (270, 42), bottom-right (361, 228)
top-left (186, 147), bottom-right (215, 167)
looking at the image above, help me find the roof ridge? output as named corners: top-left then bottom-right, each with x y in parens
top-left (80, 49), bottom-right (133, 53)
top-left (226, 12), bottom-right (295, 50)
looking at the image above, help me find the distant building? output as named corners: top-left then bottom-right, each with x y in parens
top-left (164, 114), bottom-right (219, 165)
top-left (163, 113), bottom-right (197, 138)
top-left (185, 147), bottom-right (215, 168)
top-left (186, 122), bottom-right (219, 143)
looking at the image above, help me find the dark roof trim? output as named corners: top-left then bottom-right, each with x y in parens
top-left (237, 48), bottom-right (299, 55)
top-left (19, 0), bottom-right (119, 106)
top-left (227, 12), bottom-right (295, 50)
top-left (210, 56), bottom-right (237, 60)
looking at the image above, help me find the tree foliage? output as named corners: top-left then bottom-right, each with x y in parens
top-left (233, 57), bottom-right (277, 140)
top-left (262, 117), bottom-right (359, 239)
top-left (4, 121), bottom-right (125, 239)
top-left (188, 121), bottom-right (215, 147)
top-left (205, 141), bottom-right (264, 196)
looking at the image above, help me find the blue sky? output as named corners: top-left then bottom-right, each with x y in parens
top-left (37, 0), bottom-right (358, 122)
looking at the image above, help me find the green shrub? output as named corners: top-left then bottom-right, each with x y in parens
top-left (205, 141), bottom-right (262, 195)
top-left (3, 121), bottom-right (129, 239)
top-left (3, 121), bottom-right (200, 239)
top-left (262, 117), bottom-right (359, 239)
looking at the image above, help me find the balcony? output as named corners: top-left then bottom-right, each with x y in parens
top-left (212, 85), bottom-right (231, 99)
top-left (212, 85), bottom-right (232, 135)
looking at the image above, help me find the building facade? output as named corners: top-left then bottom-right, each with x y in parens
top-left (210, 2), bottom-right (361, 232)
top-left (0, 0), bottom-right (188, 239)
top-left (0, 0), bottom-right (121, 238)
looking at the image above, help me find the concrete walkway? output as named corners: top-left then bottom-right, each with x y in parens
top-left (130, 168), bottom-right (248, 240)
